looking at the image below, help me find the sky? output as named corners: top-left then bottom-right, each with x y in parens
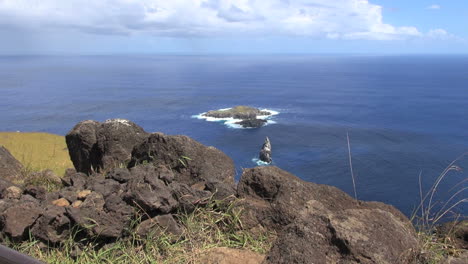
top-left (0, 0), bottom-right (466, 55)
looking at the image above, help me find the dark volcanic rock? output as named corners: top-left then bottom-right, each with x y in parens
top-left (258, 137), bottom-right (272, 163)
top-left (0, 201), bottom-right (42, 242)
top-left (65, 120), bottom-right (101, 174)
top-left (129, 132), bottom-right (235, 186)
top-left (203, 106), bottom-right (271, 120)
top-left (66, 119), bottom-right (148, 174)
top-left (67, 191), bottom-right (133, 240)
top-left (171, 182), bottom-right (212, 213)
top-left (136, 214), bottom-right (183, 238)
top-left (0, 146), bottom-right (23, 182)
top-left (235, 119), bottom-right (267, 128)
top-left (237, 166), bottom-right (419, 264)
top-left (31, 205), bottom-right (71, 244)
top-left (124, 165), bottom-right (178, 214)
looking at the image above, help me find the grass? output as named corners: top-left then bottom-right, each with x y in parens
top-left (0, 132), bottom-right (73, 176)
top-left (410, 153), bottom-right (468, 263)
top-left (5, 198), bottom-right (275, 264)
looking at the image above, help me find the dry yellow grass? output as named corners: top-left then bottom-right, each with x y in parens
top-left (0, 132), bottom-right (73, 176)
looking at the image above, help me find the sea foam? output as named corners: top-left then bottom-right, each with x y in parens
top-left (252, 158), bottom-right (272, 166)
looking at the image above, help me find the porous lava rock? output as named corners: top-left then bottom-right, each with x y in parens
top-left (129, 132), bottom-right (235, 186)
top-left (237, 166), bottom-right (419, 264)
top-left (66, 119), bottom-right (148, 174)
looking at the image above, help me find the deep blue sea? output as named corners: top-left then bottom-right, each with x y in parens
top-left (1, 55), bottom-right (467, 218)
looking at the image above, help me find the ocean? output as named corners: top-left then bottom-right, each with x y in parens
top-left (1, 55), bottom-right (467, 217)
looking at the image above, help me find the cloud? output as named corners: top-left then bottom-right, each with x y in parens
top-left (426, 4), bottom-right (441, 10)
top-left (0, 0), bottom-right (429, 40)
top-left (427, 28), bottom-right (463, 41)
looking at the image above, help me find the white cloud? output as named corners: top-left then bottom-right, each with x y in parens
top-left (427, 4), bottom-right (441, 10)
top-left (0, 0), bottom-right (434, 40)
top-left (427, 28), bottom-right (463, 41)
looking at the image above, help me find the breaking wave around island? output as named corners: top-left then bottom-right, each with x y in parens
top-left (252, 158), bottom-right (272, 166)
top-left (192, 108), bottom-right (279, 129)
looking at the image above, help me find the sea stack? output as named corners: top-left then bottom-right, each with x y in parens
top-left (259, 137), bottom-right (272, 164)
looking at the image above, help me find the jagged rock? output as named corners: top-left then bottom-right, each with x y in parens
top-left (237, 166), bottom-right (419, 264)
top-left (85, 177), bottom-right (123, 198)
top-left (171, 182), bottom-right (212, 213)
top-left (106, 167), bottom-right (133, 183)
top-left (57, 187), bottom-right (79, 204)
top-left (205, 181), bottom-right (237, 201)
top-left (129, 132), bottom-right (235, 186)
top-left (61, 172), bottom-right (88, 189)
top-left (67, 192), bottom-right (132, 239)
top-left (203, 106), bottom-right (271, 120)
top-left (66, 119), bottom-right (148, 174)
top-left (2, 186), bottom-right (22, 199)
top-left (258, 137), bottom-right (272, 164)
top-left (65, 120), bottom-right (101, 174)
top-left (136, 214), bottom-right (183, 238)
top-left (235, 119), bottom-right (267, 128)
top-left (24, 185), bottom-right (47, 200)
top-left (124, 170), bottom-right (178, 215)
top-left (31, 205), bottom-right (71, 244)
top-left (0, 146), bottom-right (23, 182)
top-left (0, 201), bottom-right (42, 242)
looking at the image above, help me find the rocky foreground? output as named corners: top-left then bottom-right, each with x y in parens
top-left (0, 119), bottom-right (466, 263)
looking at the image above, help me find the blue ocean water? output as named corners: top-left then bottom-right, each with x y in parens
top-left (0, 55), bottom-right (467, 217)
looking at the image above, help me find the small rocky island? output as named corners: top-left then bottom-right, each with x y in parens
top-left (259, 137), bottom-right (272, 164)
top-left (202, 106), bottom-right (272, 128)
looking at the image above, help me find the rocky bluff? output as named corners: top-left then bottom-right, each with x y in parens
top-left (0, 119), bottom-right (422, 263)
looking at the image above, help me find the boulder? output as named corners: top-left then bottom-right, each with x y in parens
top-left (171, 182), bottom-right (212, 213)
top-left (124, 167), bottom-right (178, 215)
top-left (258, 137), bottom-right (272, 163)
top-left (0, 146), bottom-right (23, 182)
top-left (129, 133), bottom-right (235, 186)
top-left (66, 119), bottom-right (148, 174)
top-left (0, 201), bottom-right (42, 242)
top-left (66, 192), bottom-right (133, 240)
top-left (2, 186), bottom-right (22, 200)
top-left (24, 185), bottom-right (47, 201)
top-left (237, 166), bottom-right (419, 264)
top-left (31, 205), bottom-right (71, 244)
top-left (65, 120), bottom-right (101, 174)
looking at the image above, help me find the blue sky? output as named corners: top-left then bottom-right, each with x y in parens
top-left (0, 0), bottom-right (466, 55)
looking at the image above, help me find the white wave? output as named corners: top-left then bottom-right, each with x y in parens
top-left (192, 107), bottom-right (280, 129)
top-left (252, 158), bottom-right (272, 166)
